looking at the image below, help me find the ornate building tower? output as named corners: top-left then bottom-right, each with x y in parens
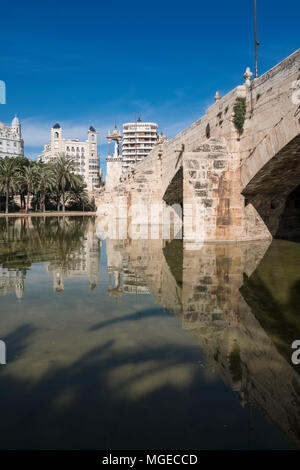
top-left (87, 126), bottom-right (100, 189)
top-left (50, 123), bottom-right (63, 157)
top-left (11, 116), bottom-right (21, 137)
top-left (105, 125), bottom-right (123, 190)
top-left (0, 115), bottom-right (24, 158)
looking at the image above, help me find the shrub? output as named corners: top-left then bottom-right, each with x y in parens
top-left (233, 97), bottom-right (246, 134)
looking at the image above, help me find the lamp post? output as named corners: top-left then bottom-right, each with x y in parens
top-left (254, 0), bottom-right (259, 78)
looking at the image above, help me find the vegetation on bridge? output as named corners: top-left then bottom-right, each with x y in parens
top-left (233, 97), bottom-right (247, 134)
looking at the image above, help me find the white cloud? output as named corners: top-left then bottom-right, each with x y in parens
top-left (22, 118), bottom-right (107, 147)
top-left (22, 118), bottom-right (111, 159)
top-left (21, 94), bottom-right (211, 159)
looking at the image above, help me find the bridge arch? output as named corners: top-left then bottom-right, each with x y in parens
top-left (162, 167), bottom-right (183, 209)
top-left (242, 133), bottom-right (300, 239)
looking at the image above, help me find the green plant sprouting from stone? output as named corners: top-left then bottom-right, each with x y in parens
top-left (233, 97), bottom-right (246, 134)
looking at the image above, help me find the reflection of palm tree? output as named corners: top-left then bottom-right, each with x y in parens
top-left (0, 216), bottom-right (90, 273)
top-left (0, 158), bottom-right (20, 214)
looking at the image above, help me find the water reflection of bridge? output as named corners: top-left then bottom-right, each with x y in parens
top-left (105, 235), bottom-right (300, 449)
top-left (1, 216), bottom-right (299, 447)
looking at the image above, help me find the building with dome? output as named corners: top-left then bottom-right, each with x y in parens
top-left (0, 116), bottom-right (24, 159)
top-left (38, 123), bottom-right (101, 190)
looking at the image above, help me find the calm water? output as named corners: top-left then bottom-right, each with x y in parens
top-left (0, 216), bottom-right (299, 450)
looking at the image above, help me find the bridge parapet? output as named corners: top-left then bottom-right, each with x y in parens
top-left (241, 48), bottom-right (300, 189)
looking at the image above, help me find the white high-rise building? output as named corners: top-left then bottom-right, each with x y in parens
top-left (0, 116), bottom-right (24, 159)
top-left (38, 123), bottom-right (100, 190)
top-left (122, 118), bottom-right (158, 171)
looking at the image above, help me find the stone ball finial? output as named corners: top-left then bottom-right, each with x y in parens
top-left (243, 67), bottom-right (253, 88)
top-left (214, 91), bottom-right (221, 101)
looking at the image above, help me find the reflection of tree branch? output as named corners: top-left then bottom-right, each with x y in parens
top-left (0, 323), bottom-right (204, 449)
top-left (88, 308), bottom-right (166, 331)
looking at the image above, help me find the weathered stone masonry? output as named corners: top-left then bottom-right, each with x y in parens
top-left (97, 49), bottom-right (300, 242)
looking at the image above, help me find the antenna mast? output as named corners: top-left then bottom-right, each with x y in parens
top-left (254, 0), bottom-right (259, 78)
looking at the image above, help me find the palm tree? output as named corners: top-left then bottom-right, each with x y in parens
top-left (0, 157), bottom-right (20, 214)
top-left (53, 153), bottom-right (80, 212)
top-left (68, 183), bottom-right (89, 211)
top-left (18, 166), bottom-right (38, 213)
top-left (14, 156), bottom-right (30, 209)
top-left (36, 165), bottom-right (56, 213)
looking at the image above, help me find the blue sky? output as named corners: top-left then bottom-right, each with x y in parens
top-left (0, 0), bottom-right (299, 176)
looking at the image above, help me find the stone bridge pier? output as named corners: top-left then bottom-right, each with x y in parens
top-left (98, 49), bottom-right (300, 242)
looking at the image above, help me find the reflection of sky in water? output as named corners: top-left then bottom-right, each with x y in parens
top-left (0, 217), bottom-right (299, 449)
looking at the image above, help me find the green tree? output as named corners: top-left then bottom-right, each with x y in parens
top-left (68, 183), bottom-right (89, 211)
top-left (0, 157), bottom-right (20, 214)
top-left (18, 166), bottom-right (38, 213)
top-left (14, 156), bottom-right (32, 208)
top-left (36, 165), bottom-right (56, 213)
top-left (53, 153), bottom-right (81, 212)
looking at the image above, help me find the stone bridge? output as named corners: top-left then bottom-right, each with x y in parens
top-left (97, 49), bottom-right (300, 242)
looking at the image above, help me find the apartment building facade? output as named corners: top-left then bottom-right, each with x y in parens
top-left (38, 123), bottom-right (100, 190)
top-left (122, 119), bottom-right (158, 171)
top-left (0, 116), bottom-right (24, 159)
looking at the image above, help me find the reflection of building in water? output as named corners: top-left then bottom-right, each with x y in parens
top-left (107, 271), bottom-right (123, 298)
top-left (106, 241), bottom-right (123, 298)
top-left (0, 218), bottom-right (101, 295)
top-left (47, 225), bottom-right (101, 292)
top-left (123, 266), bottom-right (150, 295)
top-left (106, 240), bottom-right (150, 297)
top-left (0, 267), bottom-right (25, 299)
